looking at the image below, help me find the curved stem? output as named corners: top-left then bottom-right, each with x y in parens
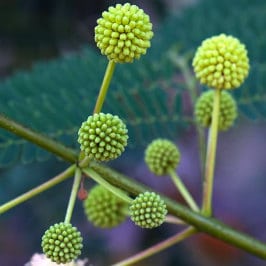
top-left (64, 167), bottom-right (82, 223)
top-left (0, 165), bottom-right (76, 214)
top-left (201, 89), bottom-right (221, 216)
top-left (113, 227), bottom-right (196, 266)
top-left (89, 162), bottom-right (266, 259)
top-left (93, 60), bottom-right (116, 114)
top-left (169, 169), bottom-right (199, 212)
top-left (0, 114), bottom-right (77, 163)
top-left (83, 167), bottom-right (132, 204)
top-left (0, 114), bottom-right (265, 259)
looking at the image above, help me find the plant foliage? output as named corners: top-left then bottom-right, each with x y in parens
top-left (0, 0), bottom-right (266, 166)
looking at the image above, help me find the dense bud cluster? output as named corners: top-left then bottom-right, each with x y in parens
top-left (129, 191), bottom-right (167, 229)
top-left (95, 3), bottom-right (153, 63)
top-left (145, 139), bottom-right (180, 175)
top-left (41, 222), bottom-right (83, 264)
top-left (83, 185), bottom-right (128, 228)
top-left (193, 34), bottom-right (249, 90)
top-left (78, 113), bottom-right (128, 162)
top-left (195, 90), bottom-right (238, 131)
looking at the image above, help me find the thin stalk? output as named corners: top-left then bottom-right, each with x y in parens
top-left (90, 162), bottom-right (266, 259)
top-left (64, 167), bottom-right (82, 223)
top-left (0, 113), bottom-right (77, 163)
top-left (79, 60), bottom-right (116, 166)
top-left (113, 227), bottom-right (196, 266)
top-left (0, 119), bottom-right (264, 260)
top-left (0, 165), bottom-right (76, 214)
top-left (78, 156), bottom-right (91, 168)
top-left (83, 167), bottom-right (132, 204)
top-left (169, 169), bottom-right (199, 212)
top-left (201, 89), bottom-right (221, 216)
top-left (93, 60), bottom-right (116, 114)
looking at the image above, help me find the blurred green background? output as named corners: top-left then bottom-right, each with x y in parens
top-left (0, 0), bottom-right (179, 78)
top-left (1, 0), bottom-right (266, 266)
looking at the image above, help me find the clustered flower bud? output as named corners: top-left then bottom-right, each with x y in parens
top-left (83, 185), bottom-right (128, 228)
top-left (195, 90), bottom-right (238, 131)
top-left (95, 3), bottom-right (153, 63)
top-left (129, 191), bottom-right (167, 229)
top-left (192, 34), bottom-right (249, 90)
top-left (41, 222), bottom-right (83, 264)
top-left (78, 113), bottom-right (128, 162)
top-left (145, 139), bottom-right (180, 176)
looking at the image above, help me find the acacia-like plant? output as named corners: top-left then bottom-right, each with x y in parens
top-left (1, 1), bottom-right (266, 266)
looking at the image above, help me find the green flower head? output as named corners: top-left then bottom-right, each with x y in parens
top-left (195, 90), bottom-right (238, 131)
top-left (145, 139), bottom-right (180, 176)
top-left (130, 191), bottom-right (167, 229)
top-left (95, 3), bottom-right (153, 63)
top-left (41, 222), bottom-right (83, 264)
top-left (192, 34), bottom-right (249, 90)
top-left (78, 113), bottom-right (128, 162)
top-left (83, 185), bottom-right (128, 228)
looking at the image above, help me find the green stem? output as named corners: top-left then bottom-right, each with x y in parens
top-left (201, 89), bottom-right (221, 216)
top-left (0, 111), bottom-right (265, 259)
top-left (83, 167), bottom-right (132, 204)
top-left (78, 156), bottom-right (91, 168)
top-left (169, 169), bottom-right (199, 212)
top-left (0, 165), bottom-right (76, 214)
top-left (64, 167), bottom-right (82, 223)
top-left (113, 227), bottom-right (196, 266)
top-left (0, 113), bottom-right (77, 163)
top-left (93, 60), bottom-right (116, 114)
top-left (89, 162), bottom-right (266, 259)
top-left (79, 60), bottom-right (116, 166)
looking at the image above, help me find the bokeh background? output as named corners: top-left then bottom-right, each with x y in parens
top-left (1, 0), bottom-right (266, 265)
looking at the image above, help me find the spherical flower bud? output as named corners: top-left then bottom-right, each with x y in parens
top-left (192, 34), bottom-right (249, 90)
top-left (95, 3), bottom-right (153, 63)
top-left (41, 222), bottom-right (83, 264)
top-left (129, 191), bottom-right (167, 229)
top-left (78, 113), bottom-right (128, 162)
top-left (195, 90), bottom-right (237, 131)
top-left (83, 185), bottom-right (128, 228)
top-left (145, 139), bottom-right (180, 176)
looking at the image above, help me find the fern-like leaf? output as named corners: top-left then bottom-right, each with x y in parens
top-left (1, 0), bottom-right (266, 166)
